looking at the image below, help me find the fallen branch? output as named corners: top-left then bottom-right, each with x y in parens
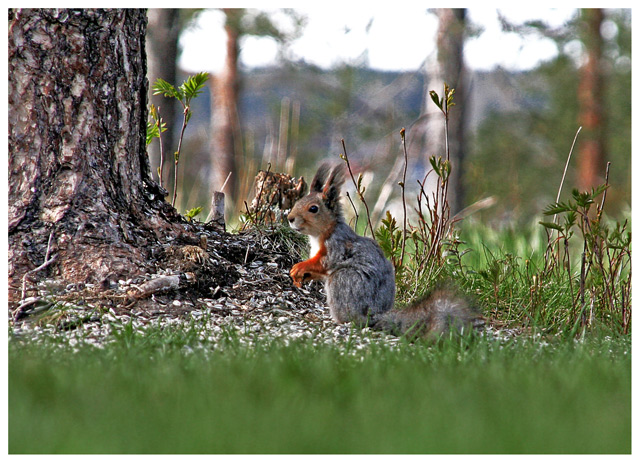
top-left (129, 274), bottom-right (182, 299)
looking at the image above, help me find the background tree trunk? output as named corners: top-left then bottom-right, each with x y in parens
top-left (146, 8), bottom-right (181, 188)
top-left (8, 8), bottom-right (184, 301)
top-left (210, 8), bottom-right (242, 202)
top-left (577, 8), bottom-right (607, 190)
top-left (423, 8), bottom-right (467, 215)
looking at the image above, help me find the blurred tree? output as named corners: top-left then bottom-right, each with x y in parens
top-left (423, 8), bottom-right (467, 215)
top-left (210, 8), bottom-right (241, 200)
top-left (466, 8), bottom-right (630, 225)
top-left (209, 8), bottom-right (305, 210)
top-left (146, 9), bottom-right (181, 187)
top-left (577, 8), bottom-right (606, 190)
top-left (8, 9), bottom-right (185, 296)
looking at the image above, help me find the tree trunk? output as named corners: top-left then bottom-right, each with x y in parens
top-left (210, 8), bottom-right (241, 201)
top-left (146, 8), bottom-right (180, 188)
top-left (577, 8), bottom-right (607, 190)
top-left (8, 8), bottom-right (184, 301)
top-left (423, 8), bottom-right (467, 215)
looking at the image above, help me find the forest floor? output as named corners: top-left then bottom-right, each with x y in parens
top-left (9, 224), bottom-right (420, 349)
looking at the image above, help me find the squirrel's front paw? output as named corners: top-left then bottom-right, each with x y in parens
top-left (290, 262), bottom-right (310, 288)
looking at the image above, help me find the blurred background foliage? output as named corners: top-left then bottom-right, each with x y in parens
top-left (145, 8), bottom-right (631, 229)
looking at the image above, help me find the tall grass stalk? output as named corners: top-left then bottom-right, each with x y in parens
top-left (340, 139), bottom-right (375, 238)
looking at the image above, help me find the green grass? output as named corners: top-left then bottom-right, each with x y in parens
top-left (444, 218), bottom-right (630, 335)
top-left (8, 216), bottom-right (631, 454)
top-left (9, 327), bottom-right (631, 454)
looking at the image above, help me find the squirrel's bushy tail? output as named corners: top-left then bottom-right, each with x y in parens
top-left (371, 289), bottom-right (484, 340)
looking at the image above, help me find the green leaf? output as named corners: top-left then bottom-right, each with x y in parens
top-left (429, 155), bottom-right (441, 175)
top-left (539, 221), bottom-right (564, 232)
top-left (146, 121), bottom-right (158, 145)
top-left (591, 183), bottom-right (609, 198)
top-left (429, 90), bottom-right (442, 110)
top-left (441, 160), bottom-right (451, 180)
top-left (153, 78), bottom-right (182, 99)
top-left (180, 72), bottom-right (209, 103)
top-left (444, 84), bottom-right (455, 110)
top-left (543, 201), bottom-right (574, 216)
top-left (572, 188), bottom-right (595, 208)
top-left (185, 206), bottom-right (202, 221)
top-left (564, 211), bottom-right (577, 229)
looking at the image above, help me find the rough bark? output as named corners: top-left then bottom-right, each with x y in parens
top-left (8, 8), bottom-right (185, 301)
top-left (146, 8), bottom-right (180, 187)
top-left (577, 8), bottom-right (607, 190)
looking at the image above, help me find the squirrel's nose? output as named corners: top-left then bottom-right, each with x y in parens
top-left (288, 214), bottom-right (294, 224)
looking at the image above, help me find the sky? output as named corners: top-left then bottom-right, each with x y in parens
top-left (178, 7), bottom-right (579, 74)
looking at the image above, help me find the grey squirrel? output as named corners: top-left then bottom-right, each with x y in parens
top-left (288, 162), bottom-right (483, 339)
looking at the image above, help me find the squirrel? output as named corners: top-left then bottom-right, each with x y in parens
top-left (288, 162), bottom-right (483, 340)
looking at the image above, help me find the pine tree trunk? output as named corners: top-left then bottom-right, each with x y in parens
top-left (210, 9), bottom-right (241, 200)
top-left (577, 8), bottom-right (607, 190)
top-left (8, 8), bottom-right (184, 301)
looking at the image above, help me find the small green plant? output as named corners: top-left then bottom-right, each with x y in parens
top-left (372, 84), bottom-right (459, 303)
top-left (146, 104), bottom-right (168, 189)
top-left (148, 72), bottom-right (209, 208)
top-left (184, 206), bottom-right (203, 222)
top-left (540, 170), bottom-right (631, 334)
top-left (375, 211), bottom-right (404, 273)
top-left (478, 251), bottom-right (511, 309)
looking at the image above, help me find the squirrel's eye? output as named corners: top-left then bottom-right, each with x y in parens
top-left (309, 205), bottom-right (319, 213)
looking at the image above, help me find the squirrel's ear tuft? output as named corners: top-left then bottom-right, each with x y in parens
top-left (322, 164), bottom-right (346, 211)
top-left (310, 163), bottom-right (332, 193)
top-left (309, 162), bottom-right (346, 212)
top-left (327, 164), bottom-right (346, 191)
